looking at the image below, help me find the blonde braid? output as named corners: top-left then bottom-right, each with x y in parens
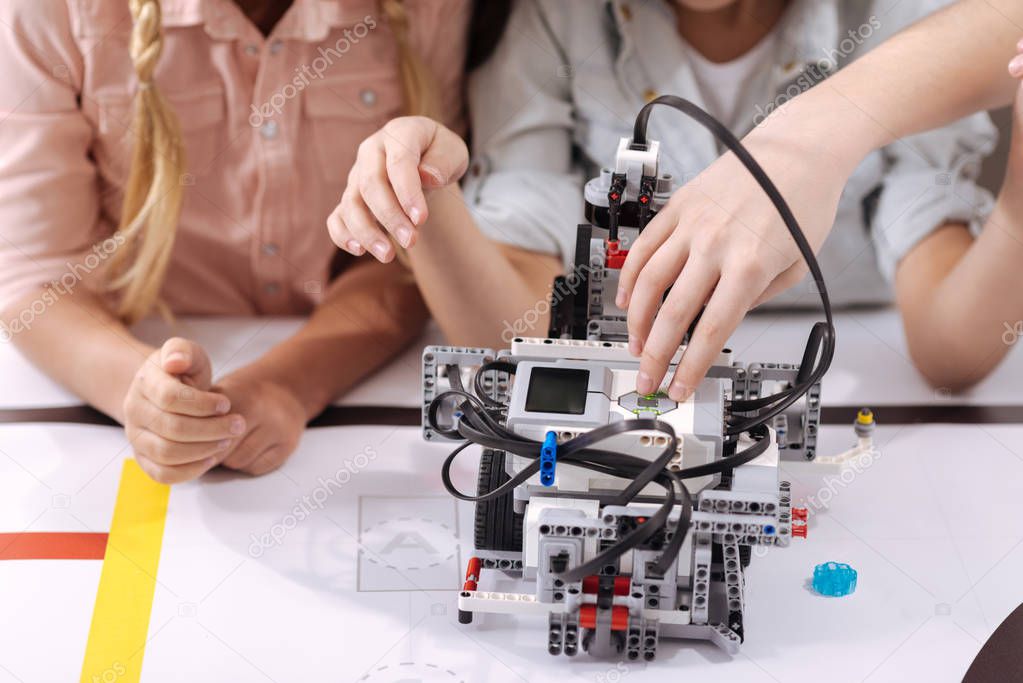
top-left (104, 0), bottom-right (186, 323)
top-left (380, 0), bottom-right (439, 118)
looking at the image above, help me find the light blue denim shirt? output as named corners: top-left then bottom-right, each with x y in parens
top-left (462, 0), bottom-right (997, 307)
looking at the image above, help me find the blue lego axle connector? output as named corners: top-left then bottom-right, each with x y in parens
top-left (540, 431), bottom-right (557, 486)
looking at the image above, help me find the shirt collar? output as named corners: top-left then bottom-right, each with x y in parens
top-left (160, 0), bottom-right (379, 42)
top-left (773, 0), bottom-right (841, 73)
top-left (607, 0), bottom-right (842, 72)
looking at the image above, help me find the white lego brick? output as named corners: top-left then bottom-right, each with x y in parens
top-left (731, 428), bottom-right (781, 493)
top-left (644, 606), bottom-right (692, 626)
top-left (614, 137), bottom-right (660, 178)
top-left (524, 498), bottom-right (601, 570)
top-left (508, 337), bottom-right (733, 369)
top-left (458, 591), bottom-right (566, 616)
top-left (510, 337), bottom-right (686, 364)
top-left (690, 512), bottom-right (778, 531)
top-left (698, 489), bottom-right (780, 513)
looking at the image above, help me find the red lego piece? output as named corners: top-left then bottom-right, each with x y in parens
top-left (605, 240), bottom-right (628, 269)
top-left (610, 606), bottom-right (629, 631)
top-left (791, 524), bottom-right (808, 539)
top-left (792, 507), bottom-right (809, 522)
top-left (582, 575), bottom-right (630, 595)
top-left (462, 556), bottom-right (481, 592)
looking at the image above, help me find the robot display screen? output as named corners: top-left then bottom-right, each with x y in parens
top-left (524, 367), bottom-right (590, 415)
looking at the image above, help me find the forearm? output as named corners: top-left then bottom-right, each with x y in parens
top-left (897, 204), bottom-right (1023, 390)
top-left (3, 289), bottom-right (153, 422)
top-left (224, 259), bottom-right (429, 420)
top-left (404, 186), bottom-right (563, 348)
top-left (765, 0), bottom-right (1020, 164)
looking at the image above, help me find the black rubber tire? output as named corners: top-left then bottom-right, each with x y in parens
top-left (474, 449), bottom-right (524, 552)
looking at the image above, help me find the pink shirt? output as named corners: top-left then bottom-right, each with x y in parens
top-left (0, 0), bottom-right (469, 316)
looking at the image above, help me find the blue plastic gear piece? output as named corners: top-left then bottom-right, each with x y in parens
top-left (812, 561), bottom-right (857, 597)
top-left (540, 431), bottom-right (557, 487)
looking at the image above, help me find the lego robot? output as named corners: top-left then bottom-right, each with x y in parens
top-left (422, 96), bottom-right (837, 660)
top-left (547, 115), bottom-right (821, 462)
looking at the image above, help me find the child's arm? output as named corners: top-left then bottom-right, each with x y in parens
top-left (5, 290), bottom-right (244, 483)
top-left (0, 3), bottom-right (427, 482)
top-left (326, 117), bottom-right (562, 348)
top-left (210, 258), bottom-right (429, 475)
top-left (327, 0), bottom-right (577, 348)
top-left (895, 75), bottom-right (1023, 390)
top-left (5, 258), bottom-right (426, 482)
top-left (618, 0), bottom-right (1023, 400)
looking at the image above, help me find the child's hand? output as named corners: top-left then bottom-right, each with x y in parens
top-left (327, 116), bottom-right (468, 262)
top-left (212, 372), bottom-right (307, 477)
top-left (123, 338), bottom-right (245, 484)
top-left (1001, 40), bottom-right (1023, 215)
top-left (617, 131), bottom-right (846, 401)
top-left (1009, 38), bottom-right (1023, 79)
top-left (1007, 40), bottom-right (1023, 158)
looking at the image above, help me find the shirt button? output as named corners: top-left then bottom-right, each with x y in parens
top-left (264, 282), bottom-right (281, 295)
top-left (260, 120), bottom-right (279, 140)
top-left (245, 44), bottom-right (259, 56)
top-left (360, 88), bottom-right (377, 107)
top-left (270, 40), bottom-right (284, 55)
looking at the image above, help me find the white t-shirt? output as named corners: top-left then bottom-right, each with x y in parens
top-left (683, 32), bottom-right (779, 129)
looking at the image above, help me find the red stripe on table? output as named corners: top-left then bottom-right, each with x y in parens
top-left (0, 532), bottom-right (108, 560)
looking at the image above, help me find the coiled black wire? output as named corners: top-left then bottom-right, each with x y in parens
top-left (428, 385), bottom-right (771, 581)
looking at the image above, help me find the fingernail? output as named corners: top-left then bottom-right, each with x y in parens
top-left (637, 371), bottom-right (654, 394)
top-left (201, 456), bottom-right (218, 471)
top-left (616, 288), bottom-right (629, 308)
top-left (628, 336), bottom-right (643, 356)
top-left (669, 381), bottom-right (690, 401)
top-left (396, 226), bottom-right (413, 248)
top-left (1017, 37), bottom-right (1023, 51)
top-left (408, 206), bottom-right (422, 226)
top-left (371, 241), bottom-right (390, 260)
top-left (216, 438), bottom-right (232, 451)
top-left (230, 416), bottom-right (245, 435)
top-left (165, 351), bottom-right (187, 364)
top-left (215, 398), bottom-right (230, 415)
top-left (345, 240), bottom-right (363, 255)
top-left (421, 165), bottom-right (445, 185)
top-left (1010, 54), bottom-right (1023, 77)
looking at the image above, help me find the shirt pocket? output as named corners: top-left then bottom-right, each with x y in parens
top-left (94, 83), bottom-right (226, 186)
top-left (302, 74), bottom-right (404, 184)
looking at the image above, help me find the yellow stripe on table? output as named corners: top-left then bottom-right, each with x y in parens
top-left (81, 460), bottom-right (170, 683)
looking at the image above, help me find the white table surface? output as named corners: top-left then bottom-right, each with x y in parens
top-left (1, 310), bottom-right (1021, 682)
top-left (1, 307), bottom-right (1021, 412)
top-left (1, 421), bottom-right (1021, 682)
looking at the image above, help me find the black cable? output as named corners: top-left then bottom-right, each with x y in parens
top-left (473, 359), bottom-right (517, 408)
top-left (648, 423), bottom-right (767, 575)
top-left (429, 95), bottom-right (831, 586)
top-left (429, 378), bottom-right (772, 582)
top-left (437, 412), bottom-right (685, 581)
top-left (632, 96), bottom-right (835, 436)
top-left (445, 364), bottom-right (464, 393)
